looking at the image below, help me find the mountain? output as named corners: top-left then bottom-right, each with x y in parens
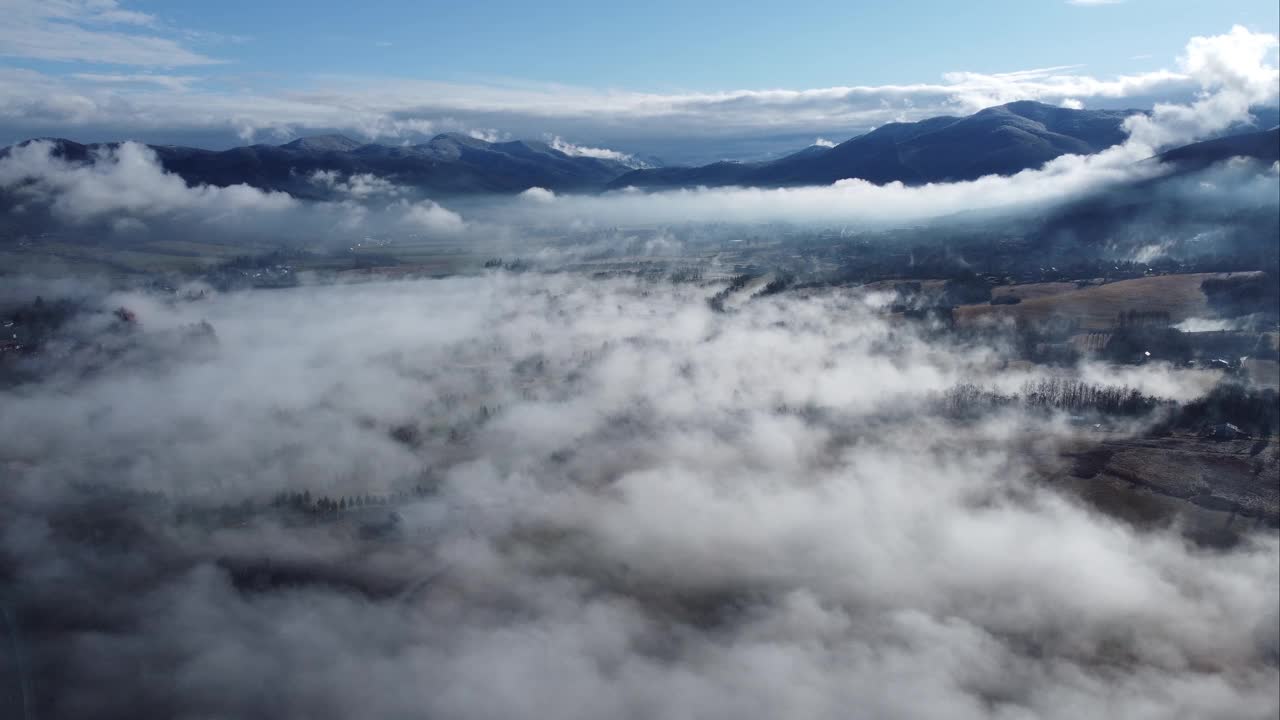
top-left (278, 134), bottom-right (364, 153)
top-left (6, 104), bottom-right (1277, 200)
top-left (1153, 127), bottom-right (1280, 174)
top-left (608, 101), bottom-right (1137, 190)
top-left (5, 133), bottom-right (639, 198)
top-left (1018, 125), bottom-right (1280, 263)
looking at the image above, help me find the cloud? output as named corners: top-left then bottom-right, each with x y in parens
top-left (4, 28), bottom-right (1276, 257)
top-left (1181, 25), bottom-right (1280, 102)
top-left (70, 72), bottom-right (198, 92)
top-left (1124, 26), bottom-right (1280, 150)
top-left (307, 169), bottom-right (405, 199)
top-left (0, 139), bottom-right (488, 248)
top-left (547, 135), bottom-right (639, 164)
top-left (813, 137), bottom-right (838, 148)
top-left (0, 0), bottom-right (220, 66)
top-left (0, 140), bottom-right (295, 221)
top-left (7, 27), bottom-right (1275, 161)
top-left (467, 128), bottom-right (508, 143)
top-left (486, 145), bottom-right (1164, 229)
top-left (455, 27), bottom-right (1276, 232)
top-left (26, 0), bottom-right (158, 27)
top-left (398, 198), bottom-right (466, 234)
top-left (1067, 0), bottom-right (1124, 5)
top-left (0, 36), bottom-right (1275, 713)
top-left (481, 151), bottom-right (1278, 244)
top-left (0, 273), bottom-right (1274, 719)
top-left (5, 62), bottom-right (1275, 252)
top-left (519, 186), bottom-right (557, 203)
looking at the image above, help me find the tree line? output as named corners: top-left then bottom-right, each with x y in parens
top-left (941, 379), bottom-right (1165, 419)
top-left (269, 487), bottom-right (432, 515)
top-left (941, 378), bottom-right (1278, 437)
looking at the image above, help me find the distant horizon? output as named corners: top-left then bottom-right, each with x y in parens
top-left (3, 1), bottom-right (1277, 163)
top-left (8, 97), bottom-right (1279, 168)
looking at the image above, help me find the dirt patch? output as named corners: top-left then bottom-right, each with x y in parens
top-left (958, 273), bottom-right (1260, 331)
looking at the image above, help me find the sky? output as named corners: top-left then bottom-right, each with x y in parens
top-left (1, 0), bottom-right (1278, 162)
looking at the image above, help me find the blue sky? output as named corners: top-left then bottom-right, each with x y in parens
top-left (125, 0), bottom-right (1278, 88)
top-left (1, 0), bottom-right (1278, 161)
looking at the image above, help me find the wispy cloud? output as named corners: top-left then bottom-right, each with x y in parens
top-left (0, 0), bottom-right (220, 66)
top-left (546, 135), bottom-right (639, 164)
top-left (71, 72), bottom-right (199, 91)
top-left (0, 61), bottom-right (1196, 151)
top-left (1, 25), bottom-right (1275, 163)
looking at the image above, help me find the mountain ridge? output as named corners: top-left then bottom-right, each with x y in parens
top-left (5, 102), bottom-right (1278, 198)
top-left (2, 132), bottom-right (639, 199)
top-left (608, 101), bottom-right (1139, 190)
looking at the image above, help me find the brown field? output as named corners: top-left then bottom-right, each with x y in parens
top-left (958, 272), bottom-right (1260, 330)
top-left (859, 278), bottom-right (949, 294)
top-left (989, 281), bottom-right (1082, 302)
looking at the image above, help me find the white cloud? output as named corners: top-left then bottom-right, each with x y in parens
top-left (398, 198), bottom-right (466, 234)
top-left (0, 140), bottom-right (476, 244)
top-left (0, 0), bottom-right (220, 66)
top-left (467, 128), bottom-right (508, 143)
top-left (1124, 26), bottom-right (1280, 150)
top-left (3, 25), bottom-right (1274, 248)
top-left (308, 169), bottom-right (405, 199)
top-left (519, 186), bottom-right (557, 203)
top-left (0, 140), bottom-right (294, 221)
top-left (0, 274), bottom-right (1274, 718)
top-left (813, 137), bottom-right (838, 148)
top-left (1181, 24), bottom-right (1280, 102)
top-left (71, 72), bottom-right (198, 91)
top-left (26, 0), bottom-right (157, 27)
top-left (547, 135), bottom-right (638, 164)
top-left (494, 146), bottom-right (1160, 228)
top-left (449, 26), bottom-right (1277, 231)
top-left (9, 28), bottom-right (1274, 158)
top-left (5, 27), bottom-right (1274, 245)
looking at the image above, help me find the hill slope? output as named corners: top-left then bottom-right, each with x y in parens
top-left (1154, 127), bottom-right (1280, 174)
top-left (5, 106), bottom-right (1276, 199)
top-left (5, 133), bottom-right (638, 198)
top-left (609, 101), bottom-right (1136, 190)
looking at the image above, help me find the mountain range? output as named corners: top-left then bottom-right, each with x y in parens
top-left (5, 102), bottom-right (1278, 199)
top-left (609, 101), bottom-right (1141, 189)
top-left (1153, 126), bottom-right (1280, 174)
top-left (10, 133), bottom-right (638, 198)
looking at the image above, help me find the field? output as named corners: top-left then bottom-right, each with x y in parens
top-left (1056, 432), bottom-right (1280, 544)
top-left (2, 237), bottom-right (253, 275)
top-left (0, 235), bottom-right (480, 278)
top-left (957, 272), bottom-right (1259, 330)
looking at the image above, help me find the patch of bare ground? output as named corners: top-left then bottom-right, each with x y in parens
top-left (1052, 431), bottom-right (1279, 546)
top-left (959, 272), bottom-right (1263, 331)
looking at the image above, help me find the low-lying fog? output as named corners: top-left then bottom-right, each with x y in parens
top-left (0, 26), bottom-right (1276, 719)
top-left (2, 274), bottom-right (1275, 719)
